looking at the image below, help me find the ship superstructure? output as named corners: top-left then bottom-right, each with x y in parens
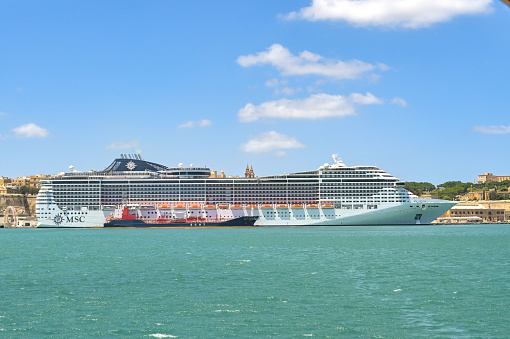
top-left (36, 154), bottom-right (455, 227)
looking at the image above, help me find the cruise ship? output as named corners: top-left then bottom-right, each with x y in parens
top-left (36, 154), bottom-right (455, 227)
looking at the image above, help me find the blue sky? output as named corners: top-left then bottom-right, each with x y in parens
top-left (1, 0), bottom-right (509, 185)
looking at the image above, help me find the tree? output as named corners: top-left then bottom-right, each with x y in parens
top-left (18, 186), bottom-right (39, 195)
top-left (488, 191), bottom-right (498, 200)
top-left (404, 182), bottom-right (436, 196)
top-left (434, 181), bottom-right (472, 201)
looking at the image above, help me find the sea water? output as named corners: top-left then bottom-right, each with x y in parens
top-left (1, 225), bottom-right (509, 338)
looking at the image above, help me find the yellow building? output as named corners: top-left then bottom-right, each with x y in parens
top-left (0, 186), bottom-right (18, 194)
top-left (0, 177), bottom-right (12, 186)
top-left (438, 203), bottom-right (506, 223)
top-left (9, 174), bottom-right (47, 189)
top-left (477, 173), bottom-right (510, 184)
top-left (12, 177), bottom-right (29, 187)
top-left (28, 175), bottom-right (46, 188)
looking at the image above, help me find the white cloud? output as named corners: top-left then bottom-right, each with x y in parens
top-left (391, 97), bottom-right (408, 107)
top-left (178, 121), bottom-right (195, 128)
top-left (240, 131), bottom-right (305, 154)
top-left (237, 44), bottom-right (385, 79)
top-left (199, 119), bottom-right (212, 127)
top-left (238, 93), bottom-right (383, 122)
top-left (106, 140), bottom-right (139, 149)
top-left (11, 123), bottom-right (49, 138)
top-left (178, 119), bottom-right (212, 128)
top-left (284, 0), bottom-right (493, 28)
top-left (265, 78), bottom-right (300, 95)
top-left (265, 78), bottom-right (281, 87)
top-left (473, 125), bottom-right (510, 135)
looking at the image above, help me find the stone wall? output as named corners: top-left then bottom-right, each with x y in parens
top-left (0, 194), bottom-right (36, 216)
top-left (478, 201), bottom-right (510, 211)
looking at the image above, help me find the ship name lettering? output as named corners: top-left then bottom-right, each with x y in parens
top-left (66, 216), bottom-right (86, 223)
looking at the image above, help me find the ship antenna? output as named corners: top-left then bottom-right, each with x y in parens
top-left (332, 153), bottom-right (340, 164)
top-left (331, 153), bottom-right (345, 167)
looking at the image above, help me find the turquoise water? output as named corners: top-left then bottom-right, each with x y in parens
top-left (1, 226), bottom-right (510, 338)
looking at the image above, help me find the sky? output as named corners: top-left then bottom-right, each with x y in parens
top-left (1, 0), bottom-right (509, 185)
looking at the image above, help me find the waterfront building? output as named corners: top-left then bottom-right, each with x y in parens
top-left (438, 203), bottom-right (506, 223)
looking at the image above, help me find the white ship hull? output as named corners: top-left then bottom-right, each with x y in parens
top-left (36, 200), bottom-right (455, 228)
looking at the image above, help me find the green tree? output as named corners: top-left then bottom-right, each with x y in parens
top-left (18, 186), bottom-right (39, 195)
top-left (404, 182), bottom-right (436, 196)
top-left (434, 181), bottom-right (472, 201)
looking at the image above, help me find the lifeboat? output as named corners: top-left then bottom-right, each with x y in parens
top-left (175, 205), bottom-right (185, 209)
top-left (307, 204), bottom-right (318, 208)
top-left (205, 205), bottom-right (215, 208)
top-left (261, 205), bottom-right (272, 208)
top-left (160, 205), bottom-right (169, 208)
top-left (277, 204), bottom-right (287, 208)
top-left (247, 205), bottom-right (257, 208)
top-left (322, 204), bottom-right (333, 208)
top-left (190, 205), bottom-right (200, 209)
top-left (218, 204), bottom-right (229, 209)
top-left (292, 204), bottom-right (302, 208)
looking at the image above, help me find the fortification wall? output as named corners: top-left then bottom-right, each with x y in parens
top-left (0, 194), bottom-right (36, 216)
top-left (478, 201), bottom-right (510, 211)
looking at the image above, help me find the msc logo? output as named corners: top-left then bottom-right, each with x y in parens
top-left (53, 214), bottom-right (64, 226)
top-left (53, 213), bottom-right (85, 226)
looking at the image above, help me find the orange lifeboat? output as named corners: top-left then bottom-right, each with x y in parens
top-left (262, 205), bottom-right (272, 208)
top-left (175, 205), bottom-right (185, 208)
top-left (247, 205), bottom-right (257, 208)
top-left (205, 205), bottom-right (215, 208)
top-left (277, 204), bottom-right (287, 208)
top-left (307, 204), bottom-right (318, 208)
top-left (322, 204), bottom-right (333, 208)
top-left (190, 205), bottom-right (200, 208)
top-left (292, 204), bottom-right (302, 208)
